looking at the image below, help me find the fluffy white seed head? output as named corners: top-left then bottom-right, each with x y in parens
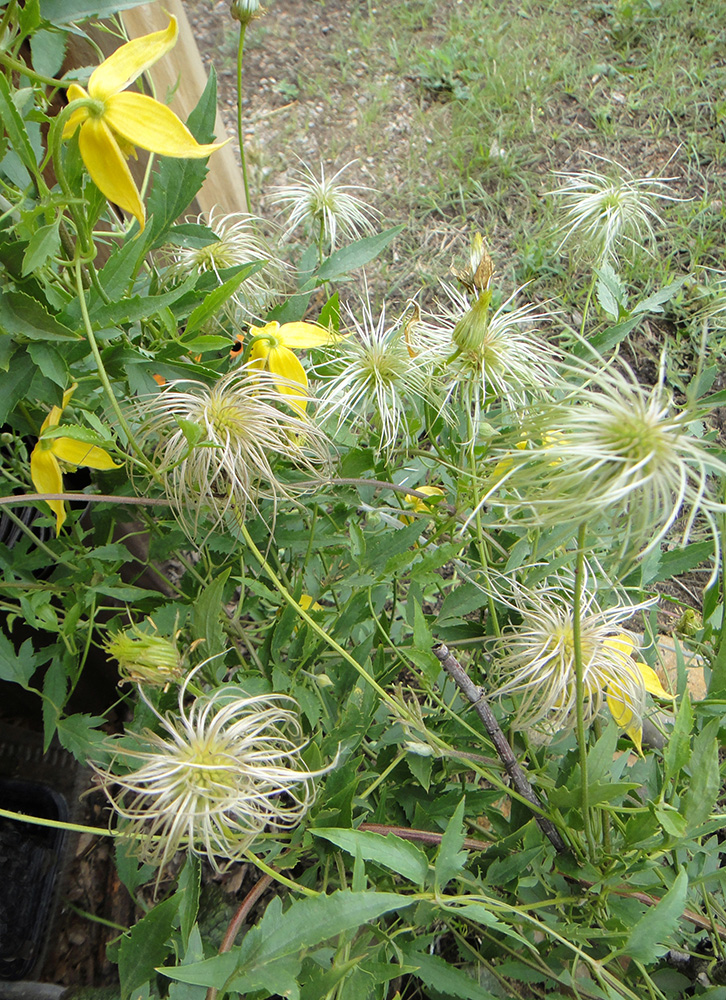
top-left (162, 210), bottom-right (288, 318)
top-left (480, 357), bottom-right (726, 566)
top-left (316, 298), bottom-right (438, 457)
top-left (550, 156), bottom-right (678, 264)
top-left (141, 365), bottom-right (329, 537)
top-left (488, 575), bottom-right (652, 737)
top-left (270, 161), bottom-right (380, 250)
top-left (92, 666), bottom-right (326, 874)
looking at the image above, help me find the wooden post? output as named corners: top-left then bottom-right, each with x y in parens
top-left (121, 0), bottom-right (247, 217)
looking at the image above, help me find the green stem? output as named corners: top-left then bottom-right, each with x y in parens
top-left (49, 101), bottom-right (95, 259)
top-left (74, 260), bottom-right (157, 476)
top-left (239, 522), bottom-right (403, 713)
top-left (579, 271), bottom-right (597, 341)
top-left (573, 522), bottom-right (596, 861)
top-left (243, 848), bottom-right (319, 897)
top-left (0, 50), bottom-right (66, 88)
top-left (236, 23), bottom-right (253, 213)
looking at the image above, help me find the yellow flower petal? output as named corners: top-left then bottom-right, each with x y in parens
top-left (636, 661), bottom-right (675, 701)
top-left (104, 92), bottom-right (227, 159)
top-left (50, 437), bottom-right (120, 471)
top-left (30, 445), bottom-right (66, 535)
top-left (606, 685), bottom-right (643, 754)
top-left (266, 346), bottom-right (309, 415)
top-left (404, 486), bottom-right (446, 513)
top-left (63, 84), bottom-right (90, 138)
top-left (249, 339), bottom-right (270, 368)
top-left (88, 16), bottom-right (178, 102)
top-left (277, 322), bottom-right (336, 349)
top-left (78, 118), bottom-right (145, 230)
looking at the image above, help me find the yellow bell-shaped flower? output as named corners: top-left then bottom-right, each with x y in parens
top-left (62, 17), bottom-right (226, 231)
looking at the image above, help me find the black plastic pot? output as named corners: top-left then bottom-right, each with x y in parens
top-left (0, 778), bottom-right (68, 981)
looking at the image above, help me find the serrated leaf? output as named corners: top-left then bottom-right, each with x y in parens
top-left (184, 263), bottom-right (259, 335)
top-left (178, 855), bottom-right (201, 949)
top-left (644, 541), bottom-right (715, 584)
top-left (27, 341), bottom-right (68, 387)
top-left (682, 718), bottom-right (720, 831)
top-left (0, 633), bottom-right (39, 688)
top-left (663, 693), bottom-right (692, 781)
top-left (22, 220), bottom-right (61, 276)
top-left (633, 275), bottom-right (688, 315)
top-left (435, 797), bottom-right (468, 891)
top-left (191, 570), bottom-right (230, 658)
top-left (119, 896), bottom-right (178, 1000)
top-left (402, 949), bottom-right (499, 1000)
top-left (56, 713), bottom-right (106, 761)
top-left (312, 828), bottom-right (428, 885)
top-left (0, 73), bottom-right (37, 174)
top-left (623, 869), bottom-right (688, 963)
top-left (115, 838), bottom-right (155, 897)
top-left (313, 227), bottom-right (404, 282)
top-left (0, 289), bottom-right (80, 340)
top-left (163, 890), bottom-right (410, 988)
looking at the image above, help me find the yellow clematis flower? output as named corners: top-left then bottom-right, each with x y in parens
top-left (246, 320), bottom-right (335, 413)
top-left (602, 633), bottom-right (675, 754)
top-left (62, 17), bottom-right (226, 231)
top-left (30, 386), bottom-right (120, 535)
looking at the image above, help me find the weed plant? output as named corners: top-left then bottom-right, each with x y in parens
top-left (2, 1), bottom-right (726, 998)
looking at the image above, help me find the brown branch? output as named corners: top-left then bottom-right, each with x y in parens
top-left (205, 873), bottom-right (274, 1000)
top-left (359, 822), bottom-right (493, 852)
top-left (433, 642), bottom-right (568, 854)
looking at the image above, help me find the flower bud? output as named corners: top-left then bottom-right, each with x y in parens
top-left (106, 625), bottom-right (183, 687)
top-left (230, 0), bottom-right (261, 25)
top-left (452, 289), bottom-right (492, 352)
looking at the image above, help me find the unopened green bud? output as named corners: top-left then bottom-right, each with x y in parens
top-left (230, 0), bottom-right (261, 24)
top-left (106, 626), bottom-right (183, 687)
top-left (452, 290), bottom-right (492, 352)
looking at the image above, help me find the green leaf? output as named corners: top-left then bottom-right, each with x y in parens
top-left (98, 226), bottom-right (157, 301)
top-left (146, 68), bottom-right (220, 244)
top-left (0, 73), bottom-right (37, 174)
top-left (184, 264), bottom-right (259, 336)
top-left (119, 896), bottom-right (178, 1000)
top-left (644, 541), bottom-right (715, 584)
top-left (163, 890), bottom-right (411, 989)
top-left (0, 290), bottom-right (80, 340)
top-left (364, 520), bottom-right (422, 572)
top-left (572, 316), bottom-right (640, 359)
top-left (313, 227), bottom-right (404, 282)
top-left (27, 341), bottom-right (68, 387)
top-left (161, 223), bottom-right (220, 250)
top-left (435, 797), bottom-right (468, 891)
top-left (30, 28), bottom-right (67, 78)
top-left (168, 925), bottom-right (206, 1000)
top-left (623, 869), bottom-right (688, 963)
top-left (0, 634), bottom-right (39, 688)
top-left (312, 828), bottom-right (429, 885)
top-left (681, 718), bottom-right (721, 831)
top-left (56, 713), bottom-right (106, 761)
top-left (90, 276), bottom-right (198, 328)
top-left (178, 855), bottom-right (201, 949)
top-left (402, 949), bottom-right (499, 1000)
top-left (41, 0), bottom-right (153, 24)
top-left (115, 838), bottom-right (155, 896)
top-left (42, 657), bottom-right (67, 750)
top-left (595, 263), bottom-right (627, 320)
top-left (436, 582), bottom-right (485, 623)
top-left (663, 693), bottom-right (692, 782)
top-left (22, 220), bottom-right (61, 276)
top-left (192, 569), bottom-right (230, 658)
top-left (633, 275), bottom-right (689, 315)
